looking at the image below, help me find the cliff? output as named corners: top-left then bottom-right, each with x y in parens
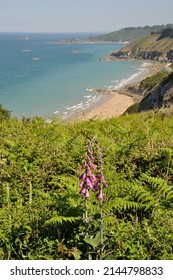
top-left (138, 72), bottom-right (173, 112)
top-left (110, 28), bottom-right (173, 63)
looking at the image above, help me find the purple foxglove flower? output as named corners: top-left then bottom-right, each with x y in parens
top-left (88, 152), bottom-right (94, 161)
top-left (89, 182), bottom-right (93, 190)
top-left (93, 180), bottom-right (99, 189)
top-left (88, 149), bottom-right (93, 154)
top-left (94, 179), bottom-right (99, 185)
top-left (87, 166), bottom-right (91, 173)
top-left (96, 190), bottom-right (103, 200)
top-left (103, 182), bottom-right (108, 188)
top-left (85, 189), bottom-right (90, 199)
top-left (79, 172), bottom-right (86, 180)
top-left (87, 169), bottom-right (92, 176)
top-left (90, 179), bottom-right (95, 185)
top-left (89, 174), bottom-right (96, 183)
top-left (79, 180), bottom-right (85, 187)
top-left (80, 187), bottom-right (86, 195)
top-left (89, 161), bottom-right (96, 170)
top-left (86, 177), bottom-right (91, 185)
top-left (101, 175), bottom-right (105, 181)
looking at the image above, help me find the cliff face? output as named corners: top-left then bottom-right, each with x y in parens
top-left (138, 72), bottom-right (173, 111)
top-left (110, 31), bottom-right (173, 62)
top-left (111, 49), bottom-right (173, 62)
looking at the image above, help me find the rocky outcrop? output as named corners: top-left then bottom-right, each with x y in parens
top-left (167, 50), bottom-right (173, 62)
top-left (111, 49), bottom-right (173, 62)
top-left (137, 72), bottom-right (173, 111)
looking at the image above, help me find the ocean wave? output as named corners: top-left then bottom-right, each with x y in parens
top-left (113, 65), bottom-right (148, 90)
top-left (59, 94), bottom-right (104, 121)
top-left (54, 110), bottom-right (59, 114)
top-left (86, 88), bottom-right (93, 92)
top-left (84, 95), bottom-right (92, 98)
top-left (66, 105), bottom-right (77, 110)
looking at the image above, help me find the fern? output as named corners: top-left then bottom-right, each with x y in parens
top-left (115, 198), bottom-right (144, 211)
top-left (138, 174), bottom-right (173, 206)
top-left (44, 216), bottom-right (79, 226)
top-left (104, 197), bottom-right (145, 214)
top-left (131, 180), bottom-right (156, 208)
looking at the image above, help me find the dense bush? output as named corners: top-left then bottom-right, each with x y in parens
top-left (0, 110), bottom-right (173, 259)
top-left (0, 104), bottom-right (11, 121)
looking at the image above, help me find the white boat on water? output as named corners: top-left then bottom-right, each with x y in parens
top-left (32, 57), bottom-right (39, 61)
top-left (20, 50), bottom-right (31, 52)
top-left (23, 36), bottom-right (30, 41)
top-left (17, 36), bottom-right (30, 41)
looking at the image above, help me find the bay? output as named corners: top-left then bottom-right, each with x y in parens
top-left (0, 33), bottom-right (143, 119)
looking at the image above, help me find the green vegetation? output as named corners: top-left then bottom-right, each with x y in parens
top-left (110, 27), bottom-right (173, 63)
top-left (157, 27), bottom-right (173, 40)
top-left (1, 105), bottom-right (173, 260)
top-left (139, 70), bottom-right (168, 92)
top-left (125, 65), bottom-right (173, 115)
top-left (89, 24), bottom-right (173, 42)
top-left (114, 34), bottom-right (173, 57)
top-left (0, 105), bottom-right (11, 121)
top-left (133, 35), bottom-right (173, 54)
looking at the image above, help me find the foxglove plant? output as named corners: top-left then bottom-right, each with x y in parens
top-left (79, 139), bottom-right (96, 199)
top-left (78, 137), bottom-right (97, 260)
top-left (93, 146), bottom-right (107, 256)
top-left (79, 140), bottom-right (108, 201)
top-left (79, 137), bottom-right (108, 259)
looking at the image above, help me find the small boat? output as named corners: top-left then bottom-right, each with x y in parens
top-left (22, 36), bottom-right (30, 41)
top-left (32, 57), bottom-right (39, 61)
top-left (17, 36), bottom-right (30, 41)
top-left (69, 50), bottom-right (80, 54)
top-left (20, 50), bottom-right (31, 52)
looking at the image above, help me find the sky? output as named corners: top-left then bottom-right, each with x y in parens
top-left (0, 0), bottom-right (173, 33)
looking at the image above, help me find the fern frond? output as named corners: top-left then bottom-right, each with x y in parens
top-left (44, 216), bottom-right (79, 226)
top-left (131, 181), bottom-right (156, 208)
top-left (141, 174), bottom-right (173, 201)
top-left (104, 197), bottom-right (144, 214)
top-left (166, 190), bottom-right (173, 201)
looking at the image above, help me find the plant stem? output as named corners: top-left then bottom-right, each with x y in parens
top-left (100, 183), bottom-right (104, 258)
top-left (84, 197), bottom-right (92, 260)
top-left (29, 182), bottom-right (32, 208)
top-left (6, 182), bottom-right (10, 208)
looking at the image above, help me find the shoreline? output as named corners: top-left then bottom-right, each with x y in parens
top-left (68, 60), bottom-right (165, 122)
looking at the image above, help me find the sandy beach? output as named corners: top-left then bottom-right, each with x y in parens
top-left (79, 93), bottom-right (134, 120)
top-left (75, 61), bottom-right (165, 121)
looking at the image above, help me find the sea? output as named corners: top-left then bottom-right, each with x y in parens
top-left (0, 32), bottom-right (144, 120)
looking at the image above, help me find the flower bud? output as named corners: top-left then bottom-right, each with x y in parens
top-left (96, 190), bottom-right (103, 200)
top-left (80, 187), bottom-right (86, 195)
top-left (79, 180), bottom-right (84, 187)
top-left (85, 189), bottom-right (90, 199)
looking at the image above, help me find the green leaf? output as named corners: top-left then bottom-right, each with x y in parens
top-left (72, 249), bottom-right (82, 260)
top-left (84, 231), bottom-right (101, 249)
top-left (44, 216), bottom-right (79, 226)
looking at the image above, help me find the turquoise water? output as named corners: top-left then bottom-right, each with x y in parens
top-left (0, 33), bottom-right (143, 119)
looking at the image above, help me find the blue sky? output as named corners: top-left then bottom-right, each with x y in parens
top-left (0, 0), bottom-right (172, 33)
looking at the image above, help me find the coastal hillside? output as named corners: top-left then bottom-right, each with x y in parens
top-left (110, 27), bottom-right (173, 62)
top-left (89, 24), bottom-right (173, 42)
top-left (138, 71), bottom-right (173, 112)
top-left (124, 63), bottom-right (173, 114)
top-left (0, 105), bottom-right (173, 260)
